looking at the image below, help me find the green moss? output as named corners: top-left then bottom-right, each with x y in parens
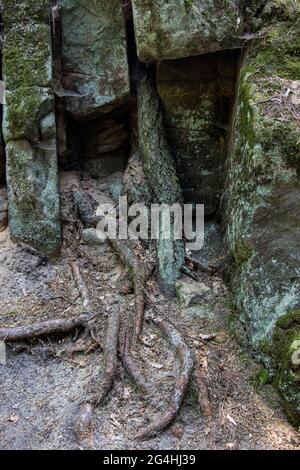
top-left (232, 239), bottom-right (254, 266)
top-left (270, 310), bottom-right (300, 426)
top-left (3, 0), bottom-right (50, 29)
top-left (251, 367), bottom-right (272, 388)
top-left (3, 87), bottom-right (54, 143)
top-left (4, 23), bottom-right (52, 89)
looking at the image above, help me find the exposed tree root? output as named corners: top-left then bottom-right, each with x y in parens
top-left (75, 308), bottom-right (121, 444)
top-left (122, 331), bottom-right (153, 396)
top-left (0, 312), bottom-right (95, 342)
top-left (195, 352), bottom-right (212, 423)
top-left (136, 314), bottom-right (194, 440)
top-left (71, 261), bottom-right (90, 308)
top-left (109, 237), bottom-right (152, 338)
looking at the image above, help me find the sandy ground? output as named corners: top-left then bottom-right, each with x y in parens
top-left (0, 174), bottom-right (299, 450)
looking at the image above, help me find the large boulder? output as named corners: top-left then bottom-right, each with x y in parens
top-left (132, 0), bottom-right (242, 62)
top-left (2, 0), bottom-right (61, 254)
top-left (224, 0), bottom-right (300, 422)
top-left (60, 0), bottom-right (130, 119)
top-left (158, 51), bottom-right (237, 213)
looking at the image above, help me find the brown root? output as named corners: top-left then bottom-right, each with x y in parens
top-left (0, 312), bottom-right (95, 342)
top-left (122, 332), bottom-right (153, 396)
top-left (75, 403), bottom-right (95, 445)
top-left (195, 353), bottom-right (212, 422)
top-left (75, 308), bottom-right (121, 444)
top-left (71, 261), bottom-right (90, 308)
top-left (109, 238), bottom-right (151, 338)
top-left (136, 314), bottom-right (194, 440)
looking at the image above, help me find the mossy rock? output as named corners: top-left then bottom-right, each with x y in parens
top-left (132, 0), bottom-right (242, 62)
top-left (3, 0), bottom-right (50, 29)
top-left (271, 310), bottom-right (300, 426)
top-left (4, 23), bottom-right (52, 89)
top-left (6, 139), bottom-right (61, 255)
top-left (3, 87), bottom-right (54, 143)
top-left (60, 0), bottom-right (129, 118)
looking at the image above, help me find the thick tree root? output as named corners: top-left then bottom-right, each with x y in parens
top-left (0, 312), bottom-right (95, 342)
top-left (136, 314), bottom-right (194, 440)
top-left (75, 308), bottom-right (121, 444)
top-left (109, 237), bottom-right (151, 338)
top-left (71, 261), bottom-right (90, 308)
top-left (195, 353), bottom-right (212, 422)
top-left (122, 332), bottom-right (153, 396)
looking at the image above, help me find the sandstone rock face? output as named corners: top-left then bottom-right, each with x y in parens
top-left (132, 0), bottom-right (242, 62)
top-left (3, 0), bottom-right (61, 254)
top-left (60, 0), bottom-right (130, 119)
top-left (224, 1), bottom-right (300, 423)
top-left (158, 52), bottom-right (237, 213)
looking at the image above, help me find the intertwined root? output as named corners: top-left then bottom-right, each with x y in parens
top-left (76, 308), bottom-right (121, 444)
top-left (0, 249), bottom-right (197, 443)
top-left (135, 314), bottom-right (194, 440)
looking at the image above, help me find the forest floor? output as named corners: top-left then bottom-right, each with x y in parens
top-left (0, 172), bottom-right (299, 450)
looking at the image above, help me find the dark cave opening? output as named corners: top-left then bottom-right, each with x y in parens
top-left (62, 104), bottom-right (131, 179)
top-left (157, 49), bottom-right (239, 218)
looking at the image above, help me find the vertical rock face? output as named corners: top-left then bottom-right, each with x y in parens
top-left (2, 0), bottom-right (61, 254)
top-left (224, 1), bottom-right (300, 422)
top-left (158, 52), bottom-right (237, 214)
top-left (60, 0), bottom-right (130, 119)
top-left (132, 0), bottom-right (242, 62)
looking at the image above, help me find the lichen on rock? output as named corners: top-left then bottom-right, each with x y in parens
top-left (2, 0), bottom-right (61, 254)
top-left (224, 0), bottom-right (300, 424)
top-left (60, 0), bottom-right (130, 119)
top-left (132, 0), bottom-right (243, 62)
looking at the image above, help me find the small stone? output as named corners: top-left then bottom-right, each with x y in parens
top-left (176, 278), bottom-right (211, 307)
top-left (81, 228), bottom-right (106, 246)
top-left (214, 331), bottom-right (229, 344)
top-left (182, 305), bottom-right (215, 320)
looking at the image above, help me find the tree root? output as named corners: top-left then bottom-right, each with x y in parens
top-left (0, 312), bottom-right (95, 342)
top-left (136, 314), bottom-right (194, 440)
top-left (109, 237), bottom-right (151, 338)
top-left (122, 331), bottom-right (153, 396)
top-left (195, 352), bottom-right (212, 423)
top-left (71, 261), bottom-right (90, 308)
top-left (75, 308), bottom-right (121, 444)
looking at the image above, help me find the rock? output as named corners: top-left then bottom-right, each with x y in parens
top-left (132, 0), bottom-right (242, 62)
top-left (6, 140), bottom-right (61, 254)
top-left (157, 52), bottom-right (237, 213)
top-left (270, 310), bottom-right (300, 426)
top-left (3, 87), bottom-right (55, 143)
top-left (176, 278), bottom-right (211, 307)
top-left (2, 0), bottom-right (61, 254)
top-left (4, 23), bottom-right (52, 89)
top-left (60, 0), bottom-right (130, 119)
top-left (81, 228), bottom-right (106, 246)
top-left (0, 187), bottom-right (8, 232)
top-left (224, 1), bottom-right (300, 424)
top-left (182, 305), bottom-right (215, 320)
